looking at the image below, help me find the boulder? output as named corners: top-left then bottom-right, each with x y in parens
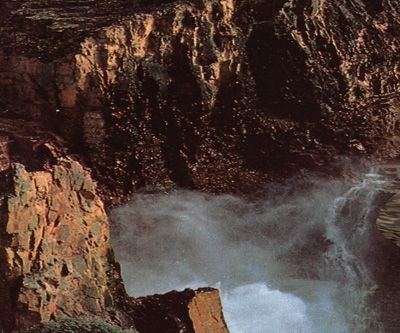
top-left (130, 288), bottom-right (229, 333)
top-left (0, 160), bottom-right (126, 331)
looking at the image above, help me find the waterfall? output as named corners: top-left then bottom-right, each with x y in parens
top-left (110, 166), bottom-right (391, 332)
top-left (318, 176), bottom-right (386, 333)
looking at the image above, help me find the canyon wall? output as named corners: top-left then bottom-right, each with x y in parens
top-left (1, 0), bottom-right (400, 202)
top-left (1, 0), bottom-right (400, 331)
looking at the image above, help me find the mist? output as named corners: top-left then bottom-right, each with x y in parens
top-left (110, 169), bottom-right (387, 332)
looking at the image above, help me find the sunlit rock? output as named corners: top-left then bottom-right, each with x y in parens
top-left (129, 288), bottom-right (229, 333)
top-left (0, 160), bottom-right (126, 331)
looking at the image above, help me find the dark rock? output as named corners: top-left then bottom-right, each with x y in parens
top-left (1, 0), bottom-right (400, 203)
top-left (128, 288), bottom-right (229, 333)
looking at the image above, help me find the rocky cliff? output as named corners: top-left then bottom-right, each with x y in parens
top-left (1, 0), bottom-right (400, 331)
top-left (0, 151), bottom-right (229, 332)
top-left (0, 0), bottom-right (255, 203)
top-left (245, 0), bottom-right (400, 154)
top-left (2, 0), bottom-right (400, 203)
top-left (0, 158), bottom-right (127, 331)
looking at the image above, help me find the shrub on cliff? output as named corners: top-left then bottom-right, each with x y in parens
top-left (19, 317), bottom-right (138, 333)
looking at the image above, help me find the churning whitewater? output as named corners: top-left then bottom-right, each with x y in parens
top-left (111, 166), bottom-right (389, 333)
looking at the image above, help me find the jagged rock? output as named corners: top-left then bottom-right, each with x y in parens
top-left (244, 0), bottom-right (400, 157)
top-left (2, 0), bottom-right (400, 203)
top-left (0, 119), bottom-right (70, 172)
top-left (376, 191), bottom-right (400, 247)
top-left (3, 1), bottom-right (400, 332)
top-left (0, 0), bottom-right (263, 204)
top-left (129, 288), bottom-right (229, 333)
top-left (0, 160), bottom-right (126, 331)
top-left (0, 150), bottom-right (230, 332)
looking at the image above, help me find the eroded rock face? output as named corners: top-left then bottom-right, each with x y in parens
top-left (129, 288), bottom-right (229, 333)
top-left (0, 160), bottom-right (125, 331)
top-left (0, 118), bottom-right (70, 172)
top-left (0, 141), bottom-right (229, 332)
top-left (2, 1), bottom-right (400, 331)
top-left (2, 0), bottom-right (400, 203)
top-left (0, 0), bottom-right (260, 203)
top-left (244, 0), bottom-right (400, 159)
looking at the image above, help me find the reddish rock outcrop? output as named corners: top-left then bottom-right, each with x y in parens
top-left (0, 160), bottom-right (126, 331)
top-left (0, 155), bottom-right (230, 332)
top-left (129, 288), bottom-right (229, 333)
top-left (188, 288), bottom-right (229, 333)
top-left (0, 119), bottom-right (229, 332)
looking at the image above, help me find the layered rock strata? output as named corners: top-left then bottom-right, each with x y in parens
top-left (0, 154), bottom-right (230, 332)
top-left (0, 159), bottom-right (126, 331)
top-left (376, 192), bottom-right (400, 247)
top-left (1, 1), bottom-right (400, 201)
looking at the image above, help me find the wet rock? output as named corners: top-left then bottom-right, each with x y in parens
top-left (0, 0), bottom-right (260, 204)
top-left (244, 0), bottom-right (400, 158)
top-left (0, 147), bottom-right (230, 332)
top-left (376, 192), bottom-right (400, 247)
top-left (2, 1), bottom-right (400, 202)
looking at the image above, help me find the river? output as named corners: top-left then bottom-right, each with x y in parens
top-left (111, 162), bottom-right (400, 332)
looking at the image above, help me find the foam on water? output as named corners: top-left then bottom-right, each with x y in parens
top-left (110, 169), bottom-right (388, 332)
top-left (222, 283), bottom-right (313, 333)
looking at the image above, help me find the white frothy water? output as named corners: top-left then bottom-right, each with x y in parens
top-left (222, 283), bottom-right (313, 333)
top-left (110, 170), bottom-right (388, 333)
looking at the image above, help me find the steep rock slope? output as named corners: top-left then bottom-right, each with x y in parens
top-left (1, 0), bottom-right (400, 201)
top-left (0, 159), bottom-right (126, 331)
top-left (1, 0), bottom-right (400, 331)
top-left (244, 0), bottom-right (400, 161)
top-left (0, 128), bottom-right (229, 332)
top-left (0, 120), bottom-right (229, 331)
top-left (0, 0), bottom-right (258, 203)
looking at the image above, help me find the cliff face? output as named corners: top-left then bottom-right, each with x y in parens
top-left (2, 0), bottom-right (400, 202)
top-left (1, 0), bottom-right (400, 202)
top-left (0, 159), bottom-right (126, 331)
top-left (0, 150), bottom-right (230, 332)
top-left (0, 0), bottom-right (258, 202)
top-left (1, 0), bottom-right (400, 330)
top-left (244, 0), bottom-right (400, 161)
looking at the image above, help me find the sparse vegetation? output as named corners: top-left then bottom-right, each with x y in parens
top-left (19, 317), bottom-right (138, 333)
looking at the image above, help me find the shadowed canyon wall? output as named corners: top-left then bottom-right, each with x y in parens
top-left (1, 0), bottom-right (399, 203)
